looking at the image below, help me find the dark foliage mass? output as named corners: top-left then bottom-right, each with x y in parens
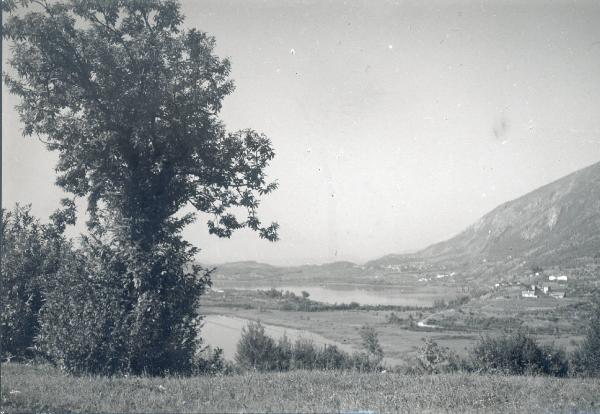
top-left (571, 296), bottom-right (600, 377)
top-left (3, 0), bottom-right (277, 375)
top-left (4, 0), bottom-right (278, 241)
top-left (36, 234), bottom-right (214, 375)
top-left (471, 331), bottom-right (569, 377)
top-left (235, 321), bottom-right (382, 372)
top-left (0, 204), bottom-right (73, 361)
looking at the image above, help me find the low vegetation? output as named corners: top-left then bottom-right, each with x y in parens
top-left (0, 204), bottom-right (73, 362)
top-left (204, 287), bottom-right (433, 312)
top-left (471, 332), bottom-right (569, 377)
top-left (570, 298), bottom-right (600, 377)
top-left (234, 321), bottom-right (382, 372)
top-left (3, 363), bottom-right (599, 413)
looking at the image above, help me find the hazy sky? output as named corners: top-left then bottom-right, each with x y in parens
top-left (3, 0), bottom-right (600, 265)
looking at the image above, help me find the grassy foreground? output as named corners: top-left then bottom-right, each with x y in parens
top-left (2, 363), bottom-right (600, 413)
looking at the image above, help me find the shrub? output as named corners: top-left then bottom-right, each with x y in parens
top-left (386, 312), bottom-right (403, 324)
top-left (0, 204), bottom-right (72, 361)
top-left (194, 346), bottom-right (230, 375)
top-left (234, 322), bottom-right (385, 372)
top-left (291, 338), bottom-right (319, 370)
top-left (414, 338), bottom-right (462, 374)
top-left (37, 234), bottom-right (211, 376)
top-left (37, 243), bottom-right (132, 375)
top-left (273, 335), bottom-right (293, 371)
top-left (359, 325), bottom-right (384, 364)
top-left (570, 296), bottom-right (600, 377)
top-left (235, 321), bottom-right (277, 371)
top-left (317, 345), bottom-right (353, 370)
top-left (471, 331), bottom-right (568, 377)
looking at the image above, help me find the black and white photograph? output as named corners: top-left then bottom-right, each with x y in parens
top-left (2, 0), bottom-right (600, 412)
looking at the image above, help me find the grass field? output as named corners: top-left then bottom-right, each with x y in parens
top-left (199, 280), bottom-right (592, 366)
top-left (2, 363), bottom-right (600, 413)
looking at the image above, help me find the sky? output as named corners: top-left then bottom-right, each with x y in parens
top-left (3, 0), bottom-right (600, 265)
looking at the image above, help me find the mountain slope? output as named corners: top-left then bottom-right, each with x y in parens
top-left (417, 161), bottom-right (600, 266)
top-left (212, 161), bottom-right (600, 283)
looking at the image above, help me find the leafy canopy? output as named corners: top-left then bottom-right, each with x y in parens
top-left (3, 0), bottom-right (278, 375)
top-left (3, 0), bottom-right (278, 244)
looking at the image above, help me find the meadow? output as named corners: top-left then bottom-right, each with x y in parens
top-left (2, 363), bottom-right (599, 413)
top-left (200, 284), bottom-right (589, 366)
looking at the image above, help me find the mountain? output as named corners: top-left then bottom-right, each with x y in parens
top-left (212, 161), bottom-right (600, 284)
top-left (415, 161), bottom-right (600, 268)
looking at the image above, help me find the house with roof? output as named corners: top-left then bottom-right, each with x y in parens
top-left (522, 290), bottom-right (538, 298)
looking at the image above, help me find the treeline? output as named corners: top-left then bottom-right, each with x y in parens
top-left (257, 288), bottom-right (432, 312)
top-left (411, 325), bottom-right (600, 378)
top-left (232, 322), bottom-right (383, 372)
top-left (230, 320), bottom-right (600, 378)
top-left (410, 333), bottom-right (570, 377)
top-left (3, 205), bottom-right (600, 378)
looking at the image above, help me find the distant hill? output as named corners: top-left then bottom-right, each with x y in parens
top-left (212, 161), bottom-right (600, 284)
top-left (416, 161), bottom-right (600, 268)
top-left (210, 260), bottom-right (368, 285)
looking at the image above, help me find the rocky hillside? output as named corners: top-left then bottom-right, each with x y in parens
top-left (211, 161), bottom-right (600, 283)
top-left (418, 161), bottom-right (600, 267)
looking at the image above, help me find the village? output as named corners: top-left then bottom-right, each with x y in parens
top-left (493, 274), bottom-right (568, 299)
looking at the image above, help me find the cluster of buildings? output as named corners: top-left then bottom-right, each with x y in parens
top-left (417, 272), bottom-right (456, 283)
top-left (548, 275), bottom-right (568, 281)
top-left (521, 275), bottom-right (567, 299)
top-left (494, 275), bottom-right (568, 299)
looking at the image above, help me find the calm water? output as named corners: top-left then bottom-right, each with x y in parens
top-left (201, 315), bottom-right (355, 360)
top-left (241, 285), bottom-right (444, 306)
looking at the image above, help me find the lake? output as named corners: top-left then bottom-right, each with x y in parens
top-left (229, 284), bottom-right (451, 306)
top-left (201, 315), bottom-right (356, 360)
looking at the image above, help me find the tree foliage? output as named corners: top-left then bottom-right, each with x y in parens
top-left (3, 0), bottom-right (278, 375)
top-left (359, 324), bottom-right (384, 364)
top-left (571, 296), bottom-right (600, 377)
top-left (472, 331), bottom-right (568, 377)
top-left (234, 321), bottom-right (382, 372)
top-left (0, 203), bottom-right (73, 360)
top-left (3, 0), bottom-right (278, 242)
top-left (235, 321), bottom-right (277, 371)
top-left (414, 338), bottom-right (461, 374)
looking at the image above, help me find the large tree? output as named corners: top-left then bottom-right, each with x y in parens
top-left (3, 0), bottom-right (278, 374)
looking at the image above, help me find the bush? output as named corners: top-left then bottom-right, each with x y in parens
top-left (414, 338), bottom-right (463, 374)
top-left (289, 338), bottom-right (315, 369)
top-left (193, 346), bottom-right (230, 375)
top-left (317, 344), bottom-right (353, 370)
top-left (471, 331), bottom-right (568, 377)
top-left (359, 325), bottom-right (383, 365)
top-left (37, 242), bottom-right (132, 375)
top-left (570, 296), bottom-right (600, 377)
top-left (234, 322), bottom-right (383, 372)
top-left (273, 335), bottom-right (293, 371)
top-left (235, 321), bottom-right (277, 371)
top-left (37, 234), bottom-right (212, 376)
top-left (0, 204), bottom-right (72, 361)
